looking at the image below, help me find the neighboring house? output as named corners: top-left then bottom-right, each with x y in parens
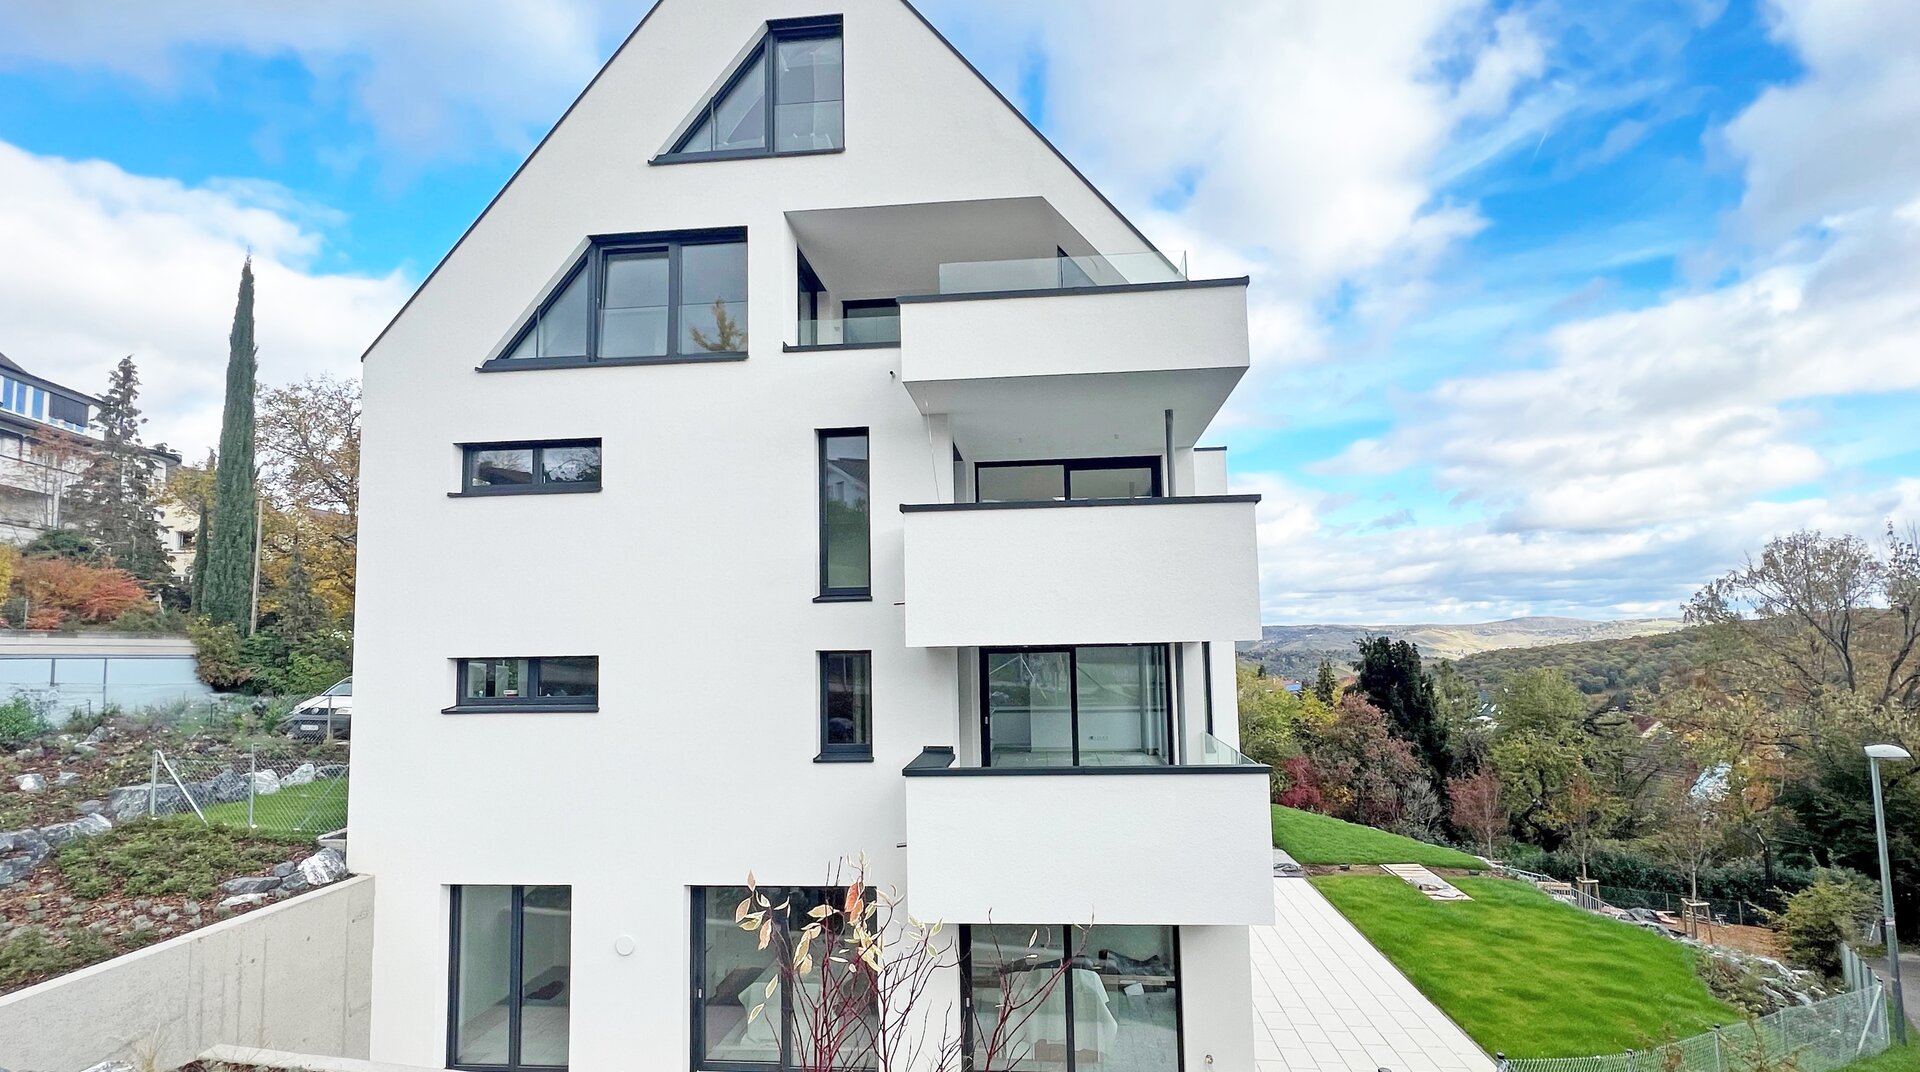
top-left (352, 3), bottom-right (1268, 1071)
top-left (0, 349), bottom-right (185, 568)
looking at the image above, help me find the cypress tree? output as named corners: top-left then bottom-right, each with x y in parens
top-left (67, 355), bottom-right (170, 584)
top-left (276, 540), bottom-right (327, 644)
top-left (203, 259), bottom-right (259, 629)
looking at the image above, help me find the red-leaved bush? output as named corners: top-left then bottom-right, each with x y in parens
top-left (13, 556), bottom-right (148, 626)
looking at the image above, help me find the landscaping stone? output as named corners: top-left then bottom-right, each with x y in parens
top-left (0, 828), bottom-right (51, 886)
top-left (77, 800), bottom-right (104, 816)
top-left (85, 724), bottom-right (110, 743)
top-left (52, 771), bottom-right (79, 787)
top-left (246, 769), bottom-right (282, 797)
top-left (80, 1060), bottom-right (135, 1072)
top-left (219, 875), bottom-right (281, 896)
top-left (201, 768), bottom-right (249, 804)
top-left (282, 762), bottom-right (317, 787)
top-left (316, 763), bottom-right (347, 779)
top-left (272, 861), bottom-right (296, 878)
top-left (15, 773), bottom-right (45, 794)
top-left (107, 782), bottom-right (187, 821)
top-left (279, 869), bottom-right (312, 894)
top-left (38, 813), bottom-right (111, 847)
top-left (217, 892), bottom-right (268, 910)
top-left (297, 847), bottom-right (348, 887)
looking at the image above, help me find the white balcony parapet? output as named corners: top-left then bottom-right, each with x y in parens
top-left (901, 740), bottom-right (1276, 926)
top-left (897, 277), bottom-right (1250, 460)
top-left (900, 496), bottom-right (1262, 648)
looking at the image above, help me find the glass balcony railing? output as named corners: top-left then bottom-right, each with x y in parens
top-left (1195, 733), bottom-right (1264, 767)
top-left (797, 313), bottom-right (902, 347)
top-left (937, 251), bottom-right (1189, 296)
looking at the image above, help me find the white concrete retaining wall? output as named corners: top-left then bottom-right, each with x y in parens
top-left (0, 875), bottom-right (373, 1072)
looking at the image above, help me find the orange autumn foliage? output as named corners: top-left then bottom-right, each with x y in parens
top-left (13, 557), bottom-right (148, 625)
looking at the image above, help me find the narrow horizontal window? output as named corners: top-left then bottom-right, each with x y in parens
top-left (449, 657), bottom-right (598, 712)
top-left (458, 439), bottom-right (601, 495)
top-left (489, 232), bottom-right (747, 368)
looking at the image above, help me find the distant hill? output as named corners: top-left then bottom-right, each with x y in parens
top-left (1244, 616), bottom-right (1688, 680)
top-left (1453, 625), bottom-right (1720, 705)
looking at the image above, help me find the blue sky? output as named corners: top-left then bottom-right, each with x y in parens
top-left (0, 0), bottom-right (1916, 624)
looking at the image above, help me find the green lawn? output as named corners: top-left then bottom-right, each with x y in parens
top-left (1847, 1040), bottom-right (1920, 1072)
top-left (1271, 805), bottom-right (1485, 868)
top-left (198, 779), bottom-right (348, 839)
top-left (1313, 875), bottom-right (1735, 1057)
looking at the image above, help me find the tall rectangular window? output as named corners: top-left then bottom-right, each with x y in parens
top-left (493, 232), bottom-right (747, 368)
top-left (818, 430), bottom-right (870, 600)
top-left (461, 440), bottom-right (602, 495)
top-left (449, 657), bottom-right (598, 712)
top-left (818, 651), bottom-right (872, 761)
top-left (449, 885), bottom-right (572, 1070)
top-left (961, 924), bottom-right (1180, 1072)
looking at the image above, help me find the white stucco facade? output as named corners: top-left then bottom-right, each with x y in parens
top-left (350, 2), bottom-right (1269, 1070)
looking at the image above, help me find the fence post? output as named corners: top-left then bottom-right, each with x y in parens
top-left (1625, 1049), bottom-right (1637, 1072)
top-left (247, 745), bottom-right (257, 830)
top-left (1712, 1026), bottom-right (1724, 1072)
top-left (1494, 1053), bottom-right (1507, 1072)
top-left (147, 750), bottom-right (159, 818)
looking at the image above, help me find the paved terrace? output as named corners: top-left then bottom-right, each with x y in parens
top-left (1252, 875), bottom-right (1493, 1072)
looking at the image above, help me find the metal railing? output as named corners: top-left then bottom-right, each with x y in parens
top-left (1496, 983), bottom-right (1889, 1072)
top-left (144, 747), bottom-right (348, 838)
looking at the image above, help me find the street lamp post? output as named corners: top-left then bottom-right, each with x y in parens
top-left (1866, 743), bottom-right (1911, 1044)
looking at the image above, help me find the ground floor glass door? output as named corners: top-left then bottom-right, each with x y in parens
top-left (450, 885), bottom-right (572, 1070)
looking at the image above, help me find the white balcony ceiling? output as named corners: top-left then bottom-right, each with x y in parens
top-left (786, 197), bottom-right (1140, 299)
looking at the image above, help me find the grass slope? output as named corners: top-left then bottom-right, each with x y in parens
top-left (1313, 875), bottom-right (1734, 1057)
top-left (1271, 806), bottom-right (1484, 869)
top-left (199, 780), bottom-right (349, 838)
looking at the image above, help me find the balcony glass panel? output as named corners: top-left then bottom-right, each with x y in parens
top-left (1074, 646), bottom-right (1170, 767)
top-left (983, 646), bottom-right (1170, 768)
top-left (797, 313), bottom-right (901, 347)
top-left (936, 251), bottom-right (1188, 295)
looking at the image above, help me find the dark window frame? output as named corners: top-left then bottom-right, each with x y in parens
top-left (956, 924), bottom-right (1184, 1072)
top-left (816, 650), bottom-right (873, 762)
top-left (445, 657), bottom-right (600, 714)
top-left (484, 229), bottom-right (748, 371)
top-left (972, 455), bottom-right (1163, 503)
top-left (815, 428), bottom-right (871, 602)
top-left (454, 439), bottom-right (603, 497)
top-left (655, 16), bottom-right (845, 166)
top-left (688, 885), bottom-right (857, 1072)
top-left (446, 884), bottom-right (573, 1072)
top-left (978, 644), bottom-right (1175, 768)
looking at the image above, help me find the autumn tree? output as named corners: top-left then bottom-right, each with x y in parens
top-left (257, 374), bottom-right (358, 621)
top-left (1447, 768), bottom-right (1504, 858)
top-left (1313, 660), bottom-right (1339, 705)
top-left (65, 355), bottom-right (171, 584)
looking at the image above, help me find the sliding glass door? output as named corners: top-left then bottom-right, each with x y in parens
top-left (981, 646), bottom-right (1171, 768)
top-left (961, 924), bottom-right (1181, 1072)
top-left (449, 885), bottom-right (572, 1070)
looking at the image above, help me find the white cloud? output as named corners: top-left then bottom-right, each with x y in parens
top-left (0, 2), bottom-right (619, 159)
top-left (0, 140), bottom-right (410, 454)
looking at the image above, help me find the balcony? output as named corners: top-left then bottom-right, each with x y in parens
top-left (898, 260), bottom-right (1248, 461)
top-left (901, 738), bottom-right (1275, 926)
top-left (899, 496), bottom-right (1262, 648)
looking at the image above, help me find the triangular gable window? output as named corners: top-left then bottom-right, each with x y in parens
top-left (659, 16), bottom-right (843, 163)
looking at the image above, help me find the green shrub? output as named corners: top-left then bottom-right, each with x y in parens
top-left (109, 603), bottom-right (186, 633)
top-left (57, 817), bottom-right (287, 899)
top-left (1766, 870), bottom-right (1876, 979)
top-left (61, 706), bottom-right (109, 734)
top-left (0, 695), bottom-right (49, 748)
top-left (0, 925), bottom-right (114, 989)
top-left (1501, 842), bottom-right (1822, 914)
top-left (188, 616), bottom-right (252, 689)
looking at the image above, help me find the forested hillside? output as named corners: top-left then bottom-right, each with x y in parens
top-left (1453, 626), bottom-right (1722, 706)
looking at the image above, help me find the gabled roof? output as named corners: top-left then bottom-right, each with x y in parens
top-left (359, 0), bottom-right (1161, 363)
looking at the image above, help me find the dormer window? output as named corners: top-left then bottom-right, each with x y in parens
top-left (658, 17), bottom-right (843, 163)
top-left (485, 230), bottom-right (748, 370)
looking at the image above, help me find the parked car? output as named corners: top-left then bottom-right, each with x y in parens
top-left (288, 676), bottom-right (352, 741)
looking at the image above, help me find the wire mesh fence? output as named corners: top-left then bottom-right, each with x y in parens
top-left (1497, 984), bottom-right (1889, 1072)
top-left (145, 747), bottom-right (348, 839)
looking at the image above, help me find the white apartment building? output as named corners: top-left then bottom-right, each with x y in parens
top-left (0, 350), bottom-right (188, 560)
top-left (352, 2), bottom-right (1270, 1069)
